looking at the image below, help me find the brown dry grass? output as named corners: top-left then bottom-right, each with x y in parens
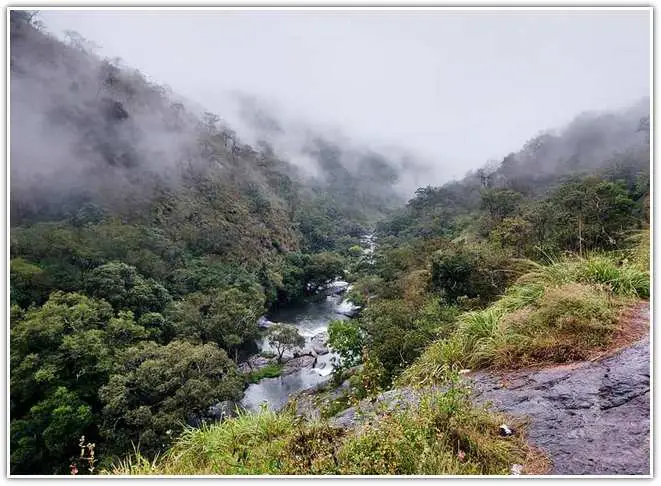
top-left (477, 300), bottom-right (649, 390)
top-left (595, 301), bottom-right (650, 358)
top-left (522, 445), bottom-right (552, 475)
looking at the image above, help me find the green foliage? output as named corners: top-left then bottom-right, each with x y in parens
top-left (480, 188), bottom-right (523, 224)
top-left (11, 292), bottom-right (120, 405)
top-left (628, 228), bottom-right (650, 272)
top-left (10, 292), bottom-right (146, 474)
top-left (83, 262), bottom-right (171, 316)
top-left (275, 251), bottom-right (346, 303)
top-left (328, 320), bottom-right (364, 375)
top-left (430, 244), bottom-right (520, 305)
top-left (345, 275), bottom-right (386, 307)
top-left (357, 299), bottom-right (441, 385)
top-left (401, 254), bottom-right (643, 387)
top-left (10, 258), bottom-right (53, 308)
top-left (98, 340), bottom-right (243, 458)
top-left (9, 18), bottom-right (649, 475)
top-left (267, 324), bottom-right (305, 362)
top-left (545, 177), bottom-right (637, 254)
top-left (303, 252), bottom-right (346, 292)
top-left (245, 362), bottom-right (284, 384)
top-left (167, 286), bottom-right (264, 358)
top-left (11, 387), bottom-right (93, 475)
top-left (520, 254), bottom-right (649, 298)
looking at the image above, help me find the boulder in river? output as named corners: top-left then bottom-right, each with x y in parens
top-left (257, 315), bottom-right (274, 329)
top-left (310, 333), bottom-right (330, 355)
top-left (335, 299), bottom-right (361, 317)
top-left (327, 279), bottom-right (350, 295)
top-left (282, 355), bottom-right (317, 375)
top-left (238, 355), bottom-right (274, 374)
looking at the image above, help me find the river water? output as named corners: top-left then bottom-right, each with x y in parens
top-left (240, 289), bottom-right (356, 411)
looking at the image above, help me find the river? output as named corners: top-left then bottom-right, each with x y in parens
top-left (240, 286), bottom-right (357, 411)
top-left (240, 234), bottom-right (374, 412)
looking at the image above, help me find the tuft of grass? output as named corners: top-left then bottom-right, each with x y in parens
top-left (519, 254), bottom-right (649, 299)
top-left (108, 408), bottom-right (299, 475)
top-left (484, 283), bottom-right (621, 367)
top-left (397, 338), bottom-right (465, 388)
top-left (245, 363), bottom-right (284, 384)
top-left (107, 385), bottom-right (539, 475)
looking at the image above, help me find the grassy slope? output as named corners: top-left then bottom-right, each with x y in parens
top-left (107, 385), bottom-right (537, 475)
top-left (400, 244), bottom-right (649, 387)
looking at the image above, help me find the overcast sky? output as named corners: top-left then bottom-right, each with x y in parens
top-left (38, 9), bottom-right (650, 180)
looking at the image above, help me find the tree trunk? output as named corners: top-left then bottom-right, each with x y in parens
top-left (578, 215), bottom-right (583, 257)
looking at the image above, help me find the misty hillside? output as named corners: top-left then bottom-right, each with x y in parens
top-left (10, 11), bottom-right (408, 253)
top-left (377, 98), bottom-right (649, 241)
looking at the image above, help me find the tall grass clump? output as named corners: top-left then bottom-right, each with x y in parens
top-left (630, 228), bottom-right (650, 271)
top-left (332, 386), bottom-right (531, 475)
top-left (485, 283), bottom-right (621, 367)
top-left (107, 408), bottom-right (299, 475)
top-left (398, 337), bottom-right (465, 388)
top-left (519, 253), bottom-right (649, 299)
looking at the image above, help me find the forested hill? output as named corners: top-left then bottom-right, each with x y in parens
top-left (10, 11), bottom-right (407, 251)
top-left (378, 98), bottom-right (649, 244)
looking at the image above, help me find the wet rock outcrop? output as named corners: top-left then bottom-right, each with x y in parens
top-left (470, 334), bottom-right (650, 475)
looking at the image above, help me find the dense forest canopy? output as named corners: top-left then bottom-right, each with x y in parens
top-left (9, 10), bottom-right (650, 475)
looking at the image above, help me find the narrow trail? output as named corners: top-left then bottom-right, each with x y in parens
top-left (471, 303), bottom-right (650, 475)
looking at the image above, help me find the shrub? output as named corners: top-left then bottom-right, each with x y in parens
top-left (328, 320), bottom-right (364, 379)
top-left (430, 244), bottom-right (522, 305)
top-left (484, 283), bottom-right (621, 368)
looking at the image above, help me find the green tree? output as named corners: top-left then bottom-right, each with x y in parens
top-left (10, 257), bottom-right (53, 308)
top-left (83, 262), bottom-right (171, 316)
top-left (267, 324), bottom-right (305, 363)
top-left (10, 292), bottom-right (148, 474)
top-left (167, 286), bottom-right (264, 359)
top-left (430, 245), bottom-right (515, 305)
top-left (357, 299), bottom-right (438, 385)
top-left (304, 252), bottom-right (346, 292)
top-left (328, 320), bottom-right (364, 374)
top-left (98, 340), bottom-right (243, 458)
top-left (490, 216), bottom-right (534, 257)
top-left (10, 387), bottom-right (93, 475)
top-left (548, 178), bottom-right (636, 254)
top-left (480, 188), bottom-right (523, 224)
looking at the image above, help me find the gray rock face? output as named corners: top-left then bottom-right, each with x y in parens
top-left (310, 333), bottom-right (329, 355)
top-left (238, 355), bottom-right (274, 374)
top-left (470, 335), bottom-right (650, 475)
top-left (282, 355), bottom-right (316, 375)
top-left (294, 394), bottom-right (322, 421)
top-left (329, 387), bottom-right (431, 429)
